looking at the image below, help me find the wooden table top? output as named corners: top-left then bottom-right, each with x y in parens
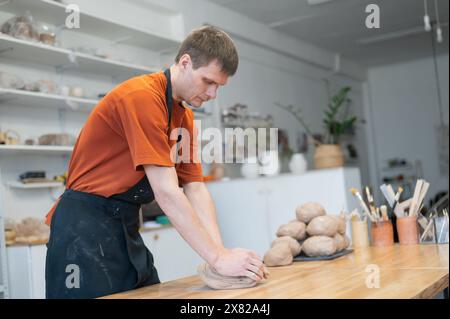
top-left (103, 244), bottom-right (449, 299)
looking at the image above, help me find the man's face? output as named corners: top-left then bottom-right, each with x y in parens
top-left (180, 56), bottom-right (229, 108)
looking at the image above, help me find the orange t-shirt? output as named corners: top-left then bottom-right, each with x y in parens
top-left (45, 71), bottom-right (203, 225)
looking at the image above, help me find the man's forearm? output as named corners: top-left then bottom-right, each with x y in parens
top-left (153, 185), bottom-right (224, 265)
top-left (184, 182), bottom-right (223, 246)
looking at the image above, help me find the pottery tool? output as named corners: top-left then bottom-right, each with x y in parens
top-left (414, 181), bottom-right (430, 217)
top-left (380, 184), bottom-right (396, 206)
top-left (437, 209), bottom-right (449, 243)
top-left (350, 188), bottom-right (376, 222)
top-left (409, 180), bottom-right (430, 217)
top-left (417, 212), bottom-right (429, 230)
top-left (380, 184), bottom-right (402, 217)
top-left (409, 179), bottom-right (424, 217)
top-left (419, 203), bottom-right (441, 242)
top-left (387, 184), bottom-right (396, 201)
top-left (350, 209), bottom-right (362, 222)
top-left (398, 198), bottom-right (412, 212)
top-left (391, 187), bottom-right (404, 218)
top-left (420, 218), bottom-right (435, 242)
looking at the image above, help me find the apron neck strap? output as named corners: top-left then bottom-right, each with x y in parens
top-left (164, 68), bottom-right (173, 132)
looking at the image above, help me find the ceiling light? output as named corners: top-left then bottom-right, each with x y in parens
top-left (434, 0), bottom-right (443, 43)
top-left (436, 26), bottom-right (443, 43)
top-left (424, 0), bottom-right (432, 31)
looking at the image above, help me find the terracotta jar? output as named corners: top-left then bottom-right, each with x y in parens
top-left (371, 220), bottom-right (394, 247)
top-left (397, 216), bottom-right (419, 245)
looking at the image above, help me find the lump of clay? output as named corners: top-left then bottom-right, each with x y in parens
top-left (276, 221), bottom-right (306, 240)
top-left (343, 235), bottom-right (350, 250)
top-left (296, 202), bottom-right (326, 224)
top-left (331, 214), bottom-right (346, 235)
top-left (302, 236), bottom-right (337, 257)
top-left (198, 263), bottom-right (257, 290)
top-left (306, 215), bottom-right (339, 237)
top-left (263, 244), bottom-right (293, 267)
top-left (271, 236), bottom-right (302, 256)
top-left (333, 233), bottom-right (350, 252)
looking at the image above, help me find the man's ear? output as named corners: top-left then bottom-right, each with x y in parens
top-left (179, 54), bottom-right (192, 70)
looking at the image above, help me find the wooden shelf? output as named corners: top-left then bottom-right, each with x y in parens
top-left (0, 87), bottom-right (98, 111)
top-left (1, 0), bottom-right (182, 51)
top-left (7, 181), bottom-right (64, 189)
top-left (0, 35), bottom-right (158, 78)
top-left (0, 145), bottom-right (73, 155)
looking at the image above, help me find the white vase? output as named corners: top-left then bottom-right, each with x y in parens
top-left (241, 157), bottom-right (260, 179)
top-left (289, 153), bottom-right (308, 174)
top-left (259, 151), bottom-right (280, 177)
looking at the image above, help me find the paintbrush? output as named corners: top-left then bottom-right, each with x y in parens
top-left (350, 188), bottom-right (376, 222)
top-left (365, 186), bottom-right (378, 218)
top-left (380, 205), bottom-right (389, 221)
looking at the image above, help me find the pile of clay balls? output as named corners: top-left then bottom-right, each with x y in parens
top-left (263, 202), bottom-right (350, 267)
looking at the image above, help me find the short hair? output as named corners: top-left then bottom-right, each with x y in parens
top-left (175, 25), bottom-right (239, 76)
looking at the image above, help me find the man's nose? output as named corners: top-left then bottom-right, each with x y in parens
top-left (206, 85), bottom-right (218, 100)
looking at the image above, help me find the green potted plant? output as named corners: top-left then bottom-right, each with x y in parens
top-left (275, 86), bottom-right (357, 169)
top-left (315, 86), bottom-right (357, 169)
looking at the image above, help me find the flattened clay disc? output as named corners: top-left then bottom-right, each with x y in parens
top-left (198, 263), bottom-right (257, 290)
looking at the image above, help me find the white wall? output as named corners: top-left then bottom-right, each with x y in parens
top-left (367, 54), bottom-right (449, 201)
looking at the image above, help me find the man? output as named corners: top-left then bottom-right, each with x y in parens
top-left (45, 26), bottom-right (268, 299)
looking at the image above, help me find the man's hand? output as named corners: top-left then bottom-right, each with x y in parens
top-left (213, 248), bottom-right (269, 282)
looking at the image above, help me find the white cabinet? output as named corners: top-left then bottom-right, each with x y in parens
top-left (204, 179), bottom-right (272, 257)
top-left (0, 216), bottom-right (8, 298)
top-left (6, 245), bottom-right (46, 299)
top-left (141, 227), bottom-right (202, 283)
top-left (207, 168), bottom-right (363, 256)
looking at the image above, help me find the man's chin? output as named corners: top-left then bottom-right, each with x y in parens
top-left (187, 100), bottom-right (203, 108)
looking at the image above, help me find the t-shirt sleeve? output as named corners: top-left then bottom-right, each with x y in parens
top-left (115, 88), bottom-right (174, 170)
top-left (176, 110), bottom-right (204, 185)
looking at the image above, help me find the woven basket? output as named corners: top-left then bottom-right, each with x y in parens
top-left (314, 144), bottom-right (344, 169)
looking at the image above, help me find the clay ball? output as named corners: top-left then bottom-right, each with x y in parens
top-left (296, 202), bottom-right (326, 224)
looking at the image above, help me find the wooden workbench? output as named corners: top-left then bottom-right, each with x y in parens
top-left (103, 244), bottom-right (449, 299)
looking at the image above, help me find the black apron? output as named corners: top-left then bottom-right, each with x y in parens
top-left (45, 69), bottom-right (175, 299)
